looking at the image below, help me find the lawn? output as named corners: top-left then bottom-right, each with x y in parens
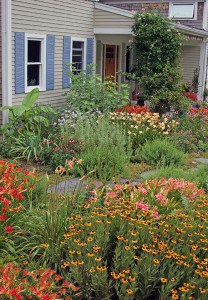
top-left (0, 89), bottom-right (208, 299)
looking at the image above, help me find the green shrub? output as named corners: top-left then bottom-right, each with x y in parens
top-left (72, 116), bottom-right (131, 181)
top-left (65, 65), bottom-right (129, 114)
top-left (139, 139), bottom-right (185, 167)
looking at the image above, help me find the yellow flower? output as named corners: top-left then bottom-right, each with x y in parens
top-left (121, 278), bottom-right (128, 284)
top-left (87, 253), bottom-right (94, 257)
top-left (95, 257), bottom-right (102, 262)
top-left (161, 278), bottom-right (167, 283)
top-left (129, 276), bottom-right (136, 282)
top-left (153, 259), bottom-right (160, 265)
top-left (126, 289), bottom-right (133, 295)
top-left (90, 267), bottom-right (95, 273)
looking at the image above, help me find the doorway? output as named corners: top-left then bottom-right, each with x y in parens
top-left (102, 45), bottom-right (119, 82)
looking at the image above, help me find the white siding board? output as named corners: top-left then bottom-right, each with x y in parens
top-left (12, 0), bottom-right (94, 107)
top-left (180, 46), bottom-right (201, 82)
top-left (94, 8), bottom-right (133, 28)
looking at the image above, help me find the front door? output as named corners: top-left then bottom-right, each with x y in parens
top-left (102, 45), bottom-right (119, 82)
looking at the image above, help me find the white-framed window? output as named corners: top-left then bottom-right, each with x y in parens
top-left (169, 3), bottom-right (197, 20)
top-left (25, 34), bottom-right (46, 92)
top-left (71, 37), bottom-right (86, 74)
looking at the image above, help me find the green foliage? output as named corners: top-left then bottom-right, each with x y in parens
top-left (150, 87), bottom-right (190, 114)
top-left (132, 13), bottom-right (183, 113)
top-left (0, 88), bottom-right (57, 135)
top-left (171, 110), bottom-right (208, 153)
top-left (72, 116), bottom-right (131, 181)
top-left (145, 164), bottom-right (208, 193)
top-left (139, 139), bottom-right (185, 167)
top-left (40, 136), bottom-right (84, 170)
top-left (65, 65), bottom-right (129, 113)
top-left (146, 165), bottom-right (186, 180)
top-left (8, 131), bottom-right (42, 161)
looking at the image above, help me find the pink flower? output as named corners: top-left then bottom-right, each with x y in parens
top-left (155, 193), bottom-right (167, 205)
top-left (105, 192), bottom-right (118, 199)
top-left (137, 187), bottom-right (148, 194)
top-left (151, 207), bottom-right (160, 219)
top-left (114, 184), bottom-right (122, 191)
top-left (135, 202), bottom-right (149, 211)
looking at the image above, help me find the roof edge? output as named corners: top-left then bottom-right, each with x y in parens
top-left (95, 2), bottom-right (133, 18)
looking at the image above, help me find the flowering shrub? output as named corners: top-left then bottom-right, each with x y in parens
top-left (0, 161), bottom-right (38, 234)
top-left (53, 106), bottom-right (103, 128)
top-left (62, 178), bottom-right (208, 299)
top-left (0, 264), bottom-right (77, 299)
top-left (110, 111), bottom-right (178, 153)
top-left (116, 105), bottom-right (149, 114)
top-left (172, 108), bottom-right (208, 152)
top-left (40, 137), bottom-right (84, 170)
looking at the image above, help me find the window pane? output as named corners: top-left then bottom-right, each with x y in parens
top-left (72, 41), bottom-right (84, 74)
top-left (28, 40), bottom-right (41, 62)
top-left (172, 4), bottom-right (194, 18)
top-left (73, 41), bottom-right (83, 49)
top-left (27, 65), bottom-right (40, 86)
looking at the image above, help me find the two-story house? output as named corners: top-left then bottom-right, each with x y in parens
top-left (1, 0), bottom-right (208, 124)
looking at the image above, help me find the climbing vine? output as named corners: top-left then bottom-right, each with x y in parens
top-left (132, 12), bottom-right (187, 113)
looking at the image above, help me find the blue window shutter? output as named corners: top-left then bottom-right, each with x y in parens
top-left (62, 36), bottom-right (71, 88)
top-left (46, 34), bottom-right (55, 90)
top-left (86, 38), bottom-right (94, 66)
top-left (15, 32), bottom-right (25, 94)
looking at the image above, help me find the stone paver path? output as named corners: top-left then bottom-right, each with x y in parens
top-left (50, 156), bottom-right (208, 194)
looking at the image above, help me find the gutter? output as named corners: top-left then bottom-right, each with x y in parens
top-left (174, 23), bottom-right (208, 38)
top-left (1, 0), bottom-right (12, 124)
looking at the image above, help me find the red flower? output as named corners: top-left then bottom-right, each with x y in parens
top-left (41, 294), bottom-right (52, 300)
top-left (184, 92), bottom-right (198, 102)
top-left (5, 225), bottom-right (13, 234)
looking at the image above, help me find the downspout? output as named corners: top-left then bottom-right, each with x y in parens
top-left (1, 0), bottom-right (12, 124)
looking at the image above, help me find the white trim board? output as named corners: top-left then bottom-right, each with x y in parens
top-left (1, 0), bottom-right (12, 124)
top-left (25, 33), bottom-right (47, 93)
top-left (94, 28), bottom-right (132, 35)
